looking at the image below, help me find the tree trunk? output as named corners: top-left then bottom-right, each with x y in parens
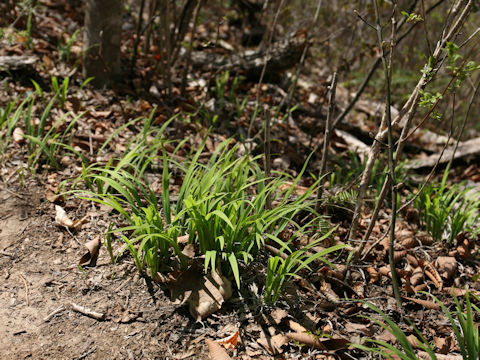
top-left (83, 0), bottom-right (123, 88)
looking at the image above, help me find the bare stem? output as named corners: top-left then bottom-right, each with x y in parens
top-left (373, 0), bottom-right (402, 308)
top-left (264, 109), bottom-right (272, 210)
top-left (315, 71), bottom-right (337, 213)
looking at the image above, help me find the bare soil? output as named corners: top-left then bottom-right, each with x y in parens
top-left (0, 180), bottom-right (214, 360)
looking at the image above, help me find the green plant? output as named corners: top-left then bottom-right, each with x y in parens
top-left (77, 132), bottom-right (335, 292)
top-left (211, 70), bottom-right (247, 127)
top-left (22, 93), bottom-right (86, 170)
top-left (79, 164), bottom-right (185, 275)
top-left (51, 76), bottom-right (69, 109)
top-left (0, 98), bottom-right (22, 153)
top-left (265, 229), bottom-right (345, 303)
top-left (215, 70), bottom-right (230, 111)
top-left (401, 11), bottom-right (423, 24)
top-left (353, 291), bottom-right (480, 359)
top-left (444, 42), bottom-right (480, 90)
top-left (58, 29), bottom-right (81, 62)
top-left (329, 151), bottom-right (364, 187)
top-left (173, 142), bottom-right (328, 289)
top-left (74, 115), bottom-right (185, 274)
top-left (353, 300), bottom-right (437, 359)
top-left (18, 0), bottom-right (37, 50)
top-left (418, 89), bottom-right (443, 121)
top-left (430, 291), bottom-right (480, 360)
top-left (413, 167), bottom-right (480, 243)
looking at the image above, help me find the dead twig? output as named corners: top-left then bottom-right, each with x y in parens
top-left (18, 273), bottom-right (29, 306)
top-left (44, 305), bottom-right (66, 322)
top-left (315, 71), bottom-right (337, 213)
top-left (371, 0), bottom-right (402, 308)
top-left (71, 302), bottom-right (105, 320)
top-left (264, 108), bottom-right (272, 210)
top-left (0, 250), bottom-right (14, 258)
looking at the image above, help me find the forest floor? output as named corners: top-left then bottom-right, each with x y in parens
top-left (1, 1), bottom-right (480, 359)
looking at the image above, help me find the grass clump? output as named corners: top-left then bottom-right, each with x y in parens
top-left (414, 167), bottom-right (480, 243)
top-left (77, 131), bottom-right (338, 301)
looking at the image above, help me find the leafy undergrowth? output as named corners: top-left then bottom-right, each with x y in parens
top-left (1, 1), bottom-right (480, 359)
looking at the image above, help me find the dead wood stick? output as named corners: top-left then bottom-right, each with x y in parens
top-left (18, 274), bottom-right (29, 306)
top-left (74, 132), bottom-right (107, 141)
top-left (71, 303), bottom-right (105, 320)
top-left (44, 305), bottom-right (66, 322)
top-left (264, 108), bottom-right (272, 209)
top-left (315, 71), bottom-right (337, 213)
top-left (265, 244), bottom-right (288, 260)
top-left (418, 352), bottom-right (462, 360)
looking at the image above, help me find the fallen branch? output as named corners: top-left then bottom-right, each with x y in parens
top-left (71, 303), bottom-right (105, 320)
top-left (0, 55), bottom-right (37, 71)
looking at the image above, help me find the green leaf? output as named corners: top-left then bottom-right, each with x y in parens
top-left (228, 253), bottom-right (240, 288)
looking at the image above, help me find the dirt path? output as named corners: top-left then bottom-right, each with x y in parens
top-left (0, 181), bottom-right (210, 360)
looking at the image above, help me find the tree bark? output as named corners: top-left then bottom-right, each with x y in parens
top-left (83, 0), bottom-right (123, 88)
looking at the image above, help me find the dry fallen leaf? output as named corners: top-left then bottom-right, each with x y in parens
top-left (287, 320), bottom-right (307, 333)
top-left (410, 266), bottom-right (424, 286)
top-left (344, 322), bottom-right (373, 336)
top-left (205, 339), bottom-right (231, 360)
top-left (457, 239), bottom-right (473, 259)
top-left (216, 331), bottom-right (239, 350)
top-left (320, 280), bottom-right (339, 304)
top-left (406, 254), bottom-right (419, 267)
top-left (377, 328), bottom-right (397, 343)
top-left (181, 243), bottom-right (196, 258)
top-left (366, 266), bottom-right (380, 283)
top-left (394, 250), bottom-right (407, 263)
top-left (423, 261), bottom-right (443, 291)
top-left (177, 234), bottom-right (190, 244)
top-left (189, 276), bottom-right (232, 320)
top-left (171, 264), bottom-right (232, 321)
top-left (55, 205), bottom-right (74, 227)
top-left (45, 186), bottom-right (64, 203)
top-left (436, 256), bottom-right (457, 279)
top-left (107, 304), bottom-right (140, 323)
top-left (13, 127), bottom-right (24, 144)
top-left (270, 308), bottom-right (288, 325)
top-left (257, 328), bottom-right (289, 355)
top-left (407, 334), bottom-right (421, 348)
top-left (418, 351), bottom-right (462, 360)
top-left (286, 332), bottom-right (327, 350)
top-left (79, 236), bottom-right (101, 266)
top-left (55, 205), bottom-right (87, 230)
top-left (402, 296), bottom-right (441, 310)
top-left (416, 231), bottom-right (433, 246)
top-left (434, 335), bottom-right (455, 354)
top-left (414, 284), bottom-right (428, 293)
